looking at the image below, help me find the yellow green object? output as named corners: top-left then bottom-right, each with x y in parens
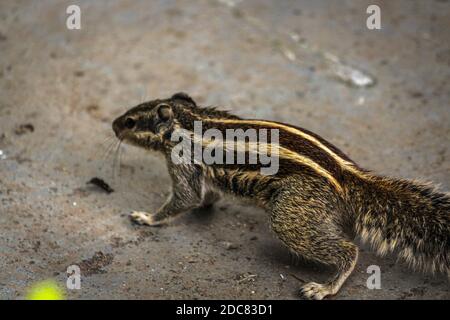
top-left (26, 279), bottom-right (65, 300)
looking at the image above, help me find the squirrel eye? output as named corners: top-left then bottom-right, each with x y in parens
top-left (124, 117), bottom-right (136, 129)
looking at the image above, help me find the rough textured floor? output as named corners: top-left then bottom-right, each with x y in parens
top-left (0, 0), bottom-right (449, 299)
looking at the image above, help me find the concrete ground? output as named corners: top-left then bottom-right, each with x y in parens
top-left (0, 0), bottom-right (449, 299)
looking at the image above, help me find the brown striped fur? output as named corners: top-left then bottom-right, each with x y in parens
top-left (112, 92), bottom-right (450, 299)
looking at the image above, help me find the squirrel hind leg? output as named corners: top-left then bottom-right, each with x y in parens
top-left (271, 198), bottom-right (358, 300)
top-left (299, 243), bottom-right (358, 300)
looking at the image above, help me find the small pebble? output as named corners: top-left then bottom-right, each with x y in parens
top-left (221, 241), bottom-right (238, 250)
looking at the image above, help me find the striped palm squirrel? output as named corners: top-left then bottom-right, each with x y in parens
top-left (112, 92), bottom-right (449, 299)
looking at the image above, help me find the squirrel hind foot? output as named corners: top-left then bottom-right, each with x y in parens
top-left (299, 282), bottom-right (334, 300)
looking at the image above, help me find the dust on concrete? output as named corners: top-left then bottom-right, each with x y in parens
top-left (78, 251), bottom-right (114, 276)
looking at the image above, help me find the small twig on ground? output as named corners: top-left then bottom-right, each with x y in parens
top-left (290, 273), bottom-right (306, 283)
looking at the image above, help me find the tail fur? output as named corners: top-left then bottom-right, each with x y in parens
top-left (352, 175), bottom-right (450, 274)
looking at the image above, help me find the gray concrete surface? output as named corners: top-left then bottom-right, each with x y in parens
top-left (0, 0), bottom-right (449, 299)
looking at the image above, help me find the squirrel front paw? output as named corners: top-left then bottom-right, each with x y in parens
top-left (129, 211), bottom-right (167, 226)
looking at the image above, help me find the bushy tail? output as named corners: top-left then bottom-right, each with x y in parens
top-left (353, 175), bottom-right (450, 274)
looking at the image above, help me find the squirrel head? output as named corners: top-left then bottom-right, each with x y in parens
top-left (112, 92), bottom-right (197, 150)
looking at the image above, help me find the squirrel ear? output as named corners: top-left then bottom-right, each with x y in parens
top-left (156, 103), bottom-right (173, 122)
top-left (171, 92), bottom-right (196, 107)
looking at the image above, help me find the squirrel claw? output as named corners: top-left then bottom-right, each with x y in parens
top-left (299, 282), bottom-right (331, 300)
